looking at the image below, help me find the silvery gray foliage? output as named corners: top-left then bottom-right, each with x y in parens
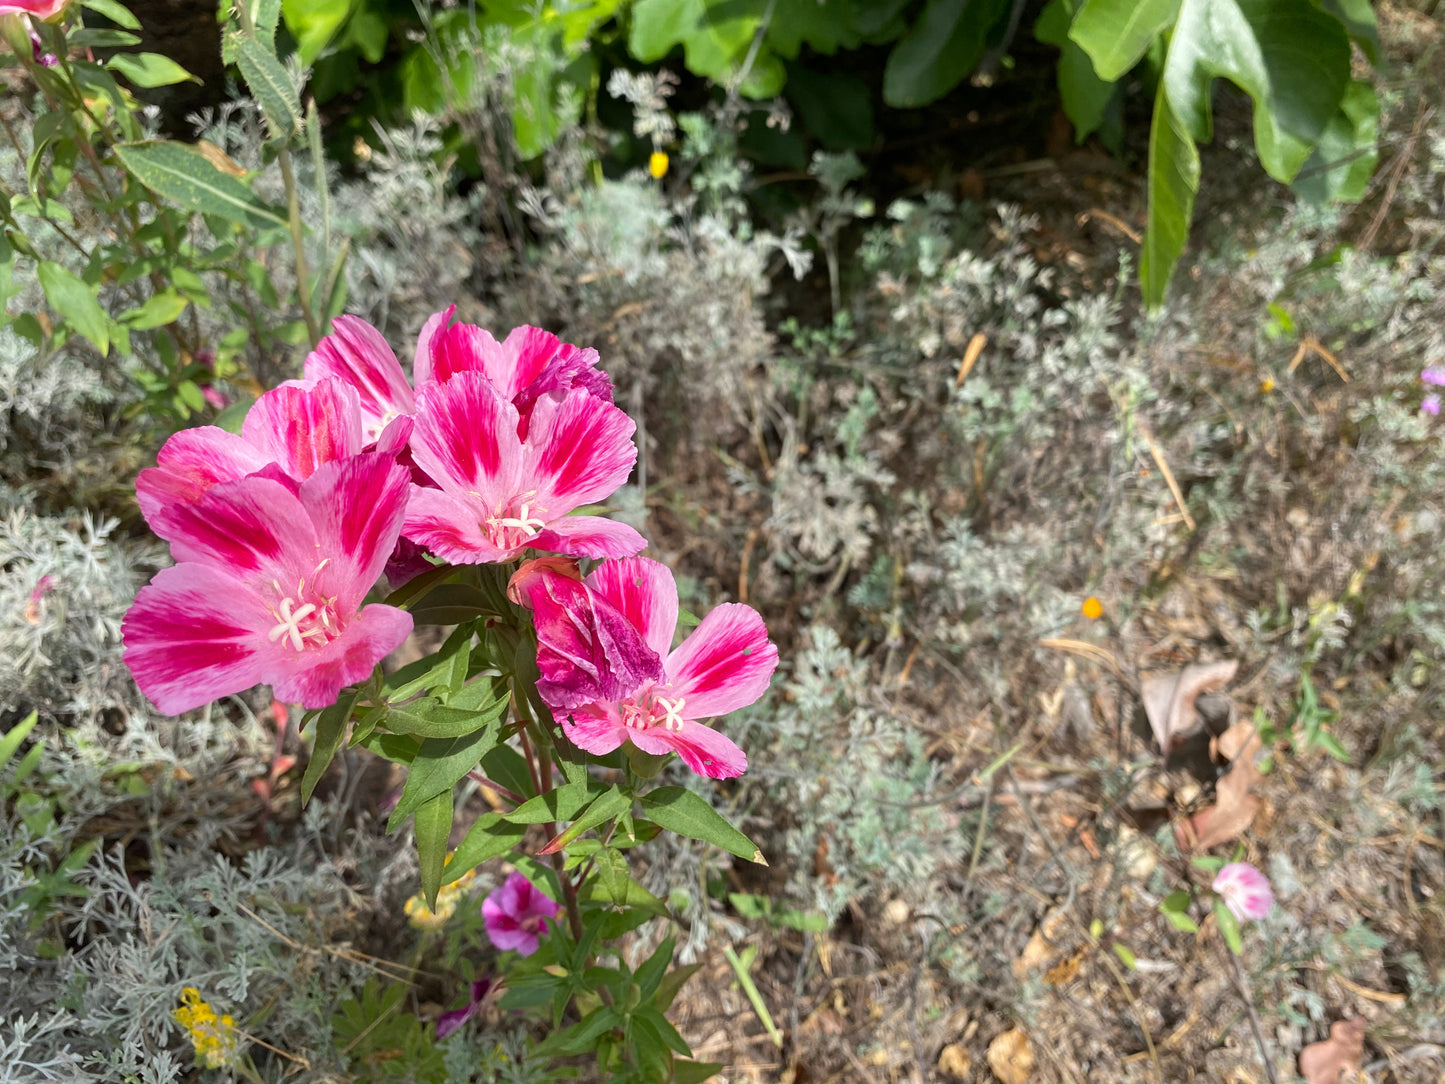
top-left (605, 68), bottom-right (678, 144)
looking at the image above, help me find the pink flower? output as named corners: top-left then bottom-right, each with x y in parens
top-left (522, 557), bottom-right (777, 779)
top-left (1424, 394), bottom-right (1441, 416)
top-left (1213, 862), bottom-right (1274, 922)
top-left (482, 873), bottom-right (560, 956)
top-left (435, 977), bottom-right (494, 1039)
top-left (136, 378), bottom-right (409, 543)
top-left (123, 452), bottom-right (414, 713)
top-left (0, 1), bottom-right (69, 19)
top-left (1421, 366), bottom-right (1445, 387)
top-left (402, 372), bottom-right (644, 563)
top-left (27, 25), bottom-right (56, 64)
top-left (305, 316), bottom-right (417, 444)
top-left (23, 573), bottom-right (56, 624)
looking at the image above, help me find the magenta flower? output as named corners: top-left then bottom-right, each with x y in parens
top-left (1212, 862), bottom-right (1274, 922)
top-left (435, 976), bottom-right (494, 1039)
top-left (304, 316), bottom-right (417, 444)
top-left (402, 372), bottom-right (644, 563)
top-left (23, 573), bottom-right (57, 624)
top-left (522, 557), bottom-right (777, 779)
top-left (1424, 394), bottom-right (1441, 416)
top-left (1421, 366), bottom-right (1445, 387)
top-left (123, 452), bottom-right (414, 713)
top-left (482, 873), bottom-right (560, 956)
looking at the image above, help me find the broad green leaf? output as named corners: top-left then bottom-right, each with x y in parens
top-left (505, 780), bottom-right (596, 824)
top-left (384, 695), bottom-right (507, 740)
top-left (300, 689), bottom-right (358, 803)
top-left (82, 0), bottom-right (141, 29)
top-left (1139, 85), bottom-right (1200, 308)
top-left (674, 1061), bottom-right (725, 1084)
top-left (442, 813), bottom-right (525, 885)
top-left (1214, 898), bottom-right (1243, 954)
top-left (1068, 0), bottom-right (1181, 81)
top-left (234, 33), bottom-right (302, 139)
top-left (766, 0), bottom-right (863, 57)
top-left (1291, 79), bottom-right (1378, 205)
top-left (480, 744), bottom-right (535, 800)
top-left (786, 65), bottom-right (874, 151)
top-left (1037, 0), bottom-right (1118, 143)
top-left (640, 786), bottom-right (765, 864)
top-left (1162, 0), bottom-right (1350, 182)
top-left (581, 871), bottom-right (667, 913)
top-left (592, 846), bottom-right (631, 903)
top-left (281, 0), bottom-right (353, 64)
top-left (119, 291), bottom-right (188, 329)
top-left (539, 785), bottom-right (632, 854)
top-left (882, 0), bottom-right (1012, 109)
top-left (414, 789), bottom-right (454, 909)
top-left (37, 261), bottom-right (109, 354)
top-left (388, 722), bottom-right (499, 828)
top-left (532, 1007), bottom-right (624, 1058)
top-left (1318, 0), bottom-right (1379, 63)
top-left (628, 0), bottom-right (784, 96)
top-left (115, 141), bottom-right (286, 230)
top-left (107, 52), bottom-right (199, 88)
top-left (634, 934), bottom-right (675, 1000)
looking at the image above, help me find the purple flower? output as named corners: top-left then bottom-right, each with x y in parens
top-left (1424, 394), bottom-right (1441, 416)
top-left (1213, 862), bottom-right (1273, 922)
top-left (481, 873), bottom-right (560, 956)
top-left (435, 977), bottom-right (493, 1040)
top-left (1421, 367), bottom-right (1445, 387)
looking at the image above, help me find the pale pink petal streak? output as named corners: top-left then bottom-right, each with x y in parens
top-left (242, 379), bottom-right (365, 480)
top-left (136, 426), bottom-right (274, 534)
top-left (402, 486), bottom-right (511, 565)
top-left (412, 306), bottom-right (453, 388)
top-left (667, 604), bottom-right (778, 719)
top-left (268, 602), bottom-right (413, 708)
top-left (304, 316), bottom-right (416, 439)
top-left (409, 372), bottom-right (524, 506)
top-left (526, 389), bottom-right (638, 510)
top-left (630, 719), bottom-right (748, 779)
top-left (530, 517), bottom-right (647, 561)
top-left (298, 452), bottom-right (412, 605)
top-left (162, 476), bottom-right (318, 575)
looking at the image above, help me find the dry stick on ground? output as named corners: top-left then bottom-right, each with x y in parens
top-left (1218, 937), bottom-right (1280, 1084)
top-left (1360, 99), bottom-right (1434, 253)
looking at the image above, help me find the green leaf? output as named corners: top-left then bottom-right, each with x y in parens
top-left (1037, 0), bottom-right (1118, 143)
top-left (532, 1006), bottom-right (623, 1058)
top-left (634, 934), bottom-right (675, 1000)
top-left (1068, 0), bottom-right (1181, 81)
top-left (1139, 85), bottom-right (1200, 308)
top-left (107, 52), bottom-right (199, 88)
top-left (640, 787), bottom-right (765, 864)
top-left (581, 870), bottom-right (667, 914)
top-left (673, 1060), bottom-right (724, 1084)
top-left (414, 789), bottom-right (454, 909)
top-left (387, 723), bottom-right (499, 829)
top-left (442, 813), bottom-right (526, 885)
top-left (1214, 898), bottom-right (1243, 954)
top-left (68, 29), bottom-right (143, 48)
top-left (786, 65), bottom-right (874, 151)
top-left (635, 1005), bottom-right (690, 1056)
top-left (1291, 79), bottom-right (1378, 205)
top-left (119, 291), bottom-right (188, 329)
top-left (37, 261), bottom-right (109, 354)
top-left (505, 780), bottom-right (597, 825)
top-left (82, 0), bottom-right (141, 30)
top-left (1112, 942), bottom-right (1138, 969)
top-left (539, 785), bottom-right (632, 854)
top-left (882, 0), bottom-right (1012, 109)
top-left (1191, 854), bottom-right (1225, 873)
top-left (1317, 0), bottom-right (1379, 63)
top-left (0, 711), bottom-right (38, 775)
top-left (234, 33), bottom-right (303, 139)
top-left (628, 0), bottom-right (784, 96)
top-left (1162, 0), bottom-right (1350, 183)
top-left (115, 141), bottom-right (286, 230)
top-left (301, 689), bottom-right (358, 804)
top-left (281, 0), bottom-right (354, 64)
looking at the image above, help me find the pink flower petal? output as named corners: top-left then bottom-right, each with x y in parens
top-left (1213, 862), bottom-right (1274, 922)
top-left (525, 389), bottom-right (638, 510)
top-left (298, 452), bottom-right (412, 605)
top-left (482, 873), bottom-right (559, 956)
top-left (429, 319), bottom-right (506, 389)
top-left (530, 516), bottom-right (647, 560)
top-left (562, 702), bottom-right (628, 756)
top-left (402, 486), bottom-right (512, 565)
top-left (268, 602), bottom-right (412, 708)
top-left (304, 316), bottom-right (416, 440)
top-left (666, 604), bottom-right (778, 719)
top-left (162, 476), bottom-right (318, 575)
top-left (513, 343), bottom-right (613, 424)
top-left (630, 718), bottom-right (748, 779)
top-left (586, 557), bottom-right (678, 660)
top-left (409, 372), bottom-right (524, 508)
top-left (412, 306), bottom-right (453, 389)
top-left (122, 563), bottom-right (271, 715)
top-left (242, 378), bottom-right (366, 480)
top-left (136, 426), bottom-right (274, 536)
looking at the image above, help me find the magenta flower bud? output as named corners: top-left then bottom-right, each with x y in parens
top-left (1212, 862), bottom-right (1273, 922)
top-left (481, 873), bottom-right (560, 956)
top-left (24, 573), bottom-right (57, 624)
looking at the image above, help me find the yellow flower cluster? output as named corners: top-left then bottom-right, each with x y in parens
top-left (172, 987), bottom-right (239, 1069)
top-left (403, 868), bottom-right (477, 930)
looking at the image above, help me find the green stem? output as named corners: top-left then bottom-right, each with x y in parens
top-left (276, 144), bottom-right (320, 348)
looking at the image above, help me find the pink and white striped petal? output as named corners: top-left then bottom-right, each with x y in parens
top-left (562, 703), bottom-right (629, 756)
top-left (241, 378), bottom-right (366, 480)
top-left (666, 604), bottom-right (778, 719)
top-left (402, 486), bottom-right (512, 565)
top-left (267, 602), bottom-right (413, 708)
top-left (161, 475), bottom-right (319, 577)
top-left (298, 452), bottom-right (412, 608)
top-left (531, 517), bottom-right (647, 561)
top-left (408, 372), bottom-right (524, 507)
top-left (526, 389), bottom-right (638, 511)
top-left (629, 718), bottom-right (748, 779)
top-left (136, 426), bottom-right (274, 535)
top-left (304, 316), bottom-right (416, 440)
top-left (412, 306), bottom-right (453, 389)
top-left (586, 557), bottom-right (679, 661)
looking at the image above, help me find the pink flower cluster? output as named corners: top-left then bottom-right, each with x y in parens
top-left (1422, 366), bottom-right (1445, 416)
top-left (124, 311), bottom-right (646, 714)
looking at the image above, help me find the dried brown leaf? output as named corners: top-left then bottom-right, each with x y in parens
top-left (987, 1027), bottom-right (1035, 1084)
top-left (938, 1043), bottom-right (972, 1080)
top-left (1175, 721), bottom-right (1265, 851)
top-left (1142, 660), bottom-right (1239, 752)
top-left (1299, 1017), bottom-right (1367, 1084)
top-left (1012, 908), bottom-right (1068, 980)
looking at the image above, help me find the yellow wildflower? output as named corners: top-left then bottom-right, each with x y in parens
top-left (1081, 597), bottom-right (1104, 621)
top-left (1259, 376), bottom-right (1276, 394)
top-left (173, 987), bottom-right (239, 1069)
top-left (403, 868), bottom-right (476, 930)
top-left (648, 151), bottom-right (669, 180)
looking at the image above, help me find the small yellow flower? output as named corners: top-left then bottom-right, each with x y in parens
top-left (648, 151), bottom-right (669, 180)
top-left (1259, 376), bottom-right (1276, 394)
top-left (173, 987), bottom-right (239, 1069)
top-left (1081, 597), bottom-right (1104, 621)
top-left (403, 868), bottom-right (476, 930)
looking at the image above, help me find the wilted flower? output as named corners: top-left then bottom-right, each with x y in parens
top-left (482, 872), bottom-right (560, 956)
top-left (1212, 862), bottom-right (1273, 922)
top-left (172, 987), bottom-right (239, 1069)
top-left (436, 976), bottom-right (494, 1039)
top-left (23, 573), bottom-right (56, 624)
top-left (124, 453), bottom-right (414, 712)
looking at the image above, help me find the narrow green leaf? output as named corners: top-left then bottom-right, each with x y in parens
top-left (505, 780), bottom-right (596, 825)
top-left (107, 52), bottom-right (199, 88)
top-left (119, 291), bottom-right (188, 329)
top-left (481, 745), bottom-right (535, 800)
top-left (539, 785), bottom-right (631, 854)
top-left (82, 0), bottom-right (141, 29)
top-left (414, 789), bottom-right (454, 910)
top-left (634, 934), bottom-right (675, 1000)
top-left (385, 699), bottom-right (504, 740)
top-left (532, 1007), bottom-right (624, 1058)
top-left (882, 0), bottom-right (1012, 108)
top-left (67, 29), bottom-right (143, 49)
top-left (388, 722), bottom-right (499, 829)
top-left (1068, 0), bottom-right (1181, 81)
top-left (673, 1060), bottom-right (725, 1084)
top-left (115, 141), bottom-right (286, 230)
top-left (581, 871), bottom-right (667, 914)
top-left (1112, 942), bottom-right (1138, 969)
top-left (234, 33), bottom-right (302, 139)
top-left (442, 813), bottom-right (525, 885)
top-left (0, 711), bottom-right (38, 773)
top-left (640, 787), bottom-right (765, 864)
top-left (281, 0), bottom-right (352, 64)
top-left (1214, 898), bottom-right (1243, 954)
top-left (1139, 85), bottom-right (1200, 309)
top-left (300, 689), bottom-right (358, 804)
top-left (37, 261), bottom-right (109, 354)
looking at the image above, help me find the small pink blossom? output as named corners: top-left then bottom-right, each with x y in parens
top-left (519, 557), bottom-right (777, 779)
top-left (435, 977), bottom-right (493, 1039)
top-left (23, 573), bottom-right (56, 624)
top-left (1213, 862), bottom-right (1273, 922)
top-left (123, 452), bottom-right (414, 713)
top-left (27, 25), bottom-right (56, 64)
top-left (1424, 394), bottom-right (1441, 416)
top-left (402, 373), bottom-right (644, 564)
top-left (482, 873), bottom-right (560, 956)
top-left (1421, 366), bottom-right (1445, 387)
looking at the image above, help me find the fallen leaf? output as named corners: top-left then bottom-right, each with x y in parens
top-left (987, 1027), bottom-right (1035, 1084)
top-left (1176, 719), bottom-right (1265, 851)
top-left (1142, 660), bottom-right (1239, 752)
top-left (938, 1043), bottom-right (972, 1080)
top-left (1044, 949), bottom-right (1086, 986)
top-left (1299, 1017), bottom-right (1367, 1084)
top-left (1012, 908), bottom-right (1068, 980)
